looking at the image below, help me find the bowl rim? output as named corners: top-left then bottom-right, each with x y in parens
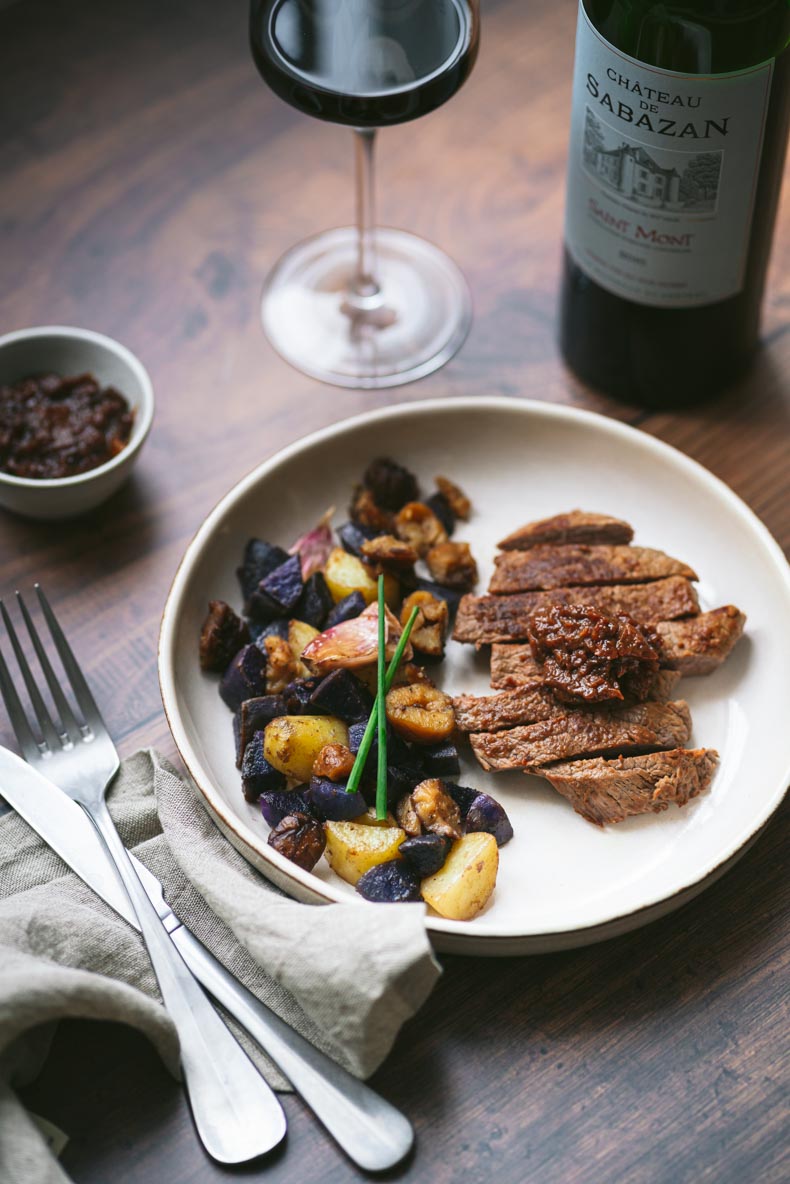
top-left (0, 324), bottom-right (154, 489)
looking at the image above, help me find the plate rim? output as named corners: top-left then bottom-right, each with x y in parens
top-left (158, 395), bottom-right (790, 946)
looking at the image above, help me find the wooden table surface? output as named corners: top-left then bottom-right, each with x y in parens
top-left (2, 0), bottom-right (789, 1181)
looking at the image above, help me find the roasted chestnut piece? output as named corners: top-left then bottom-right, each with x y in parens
top-left (435, 475), bottom-right (471, 520)
top-left (283, 676), bottom-right (324, 714)
top-left (337, 520), bottom-right (380, 558)
top-left (267, 812), bottom-right (326, 871)
top-left (410, 778), bottom-right (462, 839)
top-left (262, 635), bottom-right (297, 694)
top-left (425, 541), bottom-right (478, 591)
top-left (237, 539), bottom-right (289, 604)
top-left (385, 683), bottom-right (455, 744)
top-left (349, 487), bottom-right (393, 533)
top-left (260, 787), bottom-right (310, 828)
top-left (296, 572), bottom-right (334, 629)
top-left (219, 644), bottom-right (268, 711)
top-left (421, 740), bottom-right (461, 779)
top-left (425, 492), bottom-right (455, 537)
top-left (360, 534), bottom-right (418, 572)
top-left (261, 554), bottom-right (304, 613)
top-left (325, 590), bottom-right (367, 629)
top-left (399, 834), bottom-right (452, 877)
top-left (309, 668), bottom-right (373, 723)
top-left (233, 693), bottom-right (287, 766)
top-left (400, 590), bottom-right (448, 659)
top-left (355, 859), bottom-right (422, 903)
top-left (312, 743), bottom-right (355, 782)
top-left (393, 502), bottom-right (447, 558)
top-left (306, 777), bottom-right (368, 821)
top-left (465, 793), bottom-right (514, 847)
top-left (199, 601), bottom-right (250, 673)
top-left (362, 457), bottom-right (419, 511)
top-left (241, 732), bottom-right (287, 801)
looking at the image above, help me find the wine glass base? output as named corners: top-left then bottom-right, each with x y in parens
top-left (260, 227), bottom-right (472, 389)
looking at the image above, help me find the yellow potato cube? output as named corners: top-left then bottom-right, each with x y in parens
top-left (421, 832), bottom-right (499, 921)
top-left (324, 820), bottom-right (406, 885)
top-left (288, 619), bottom-right (320, 677)
top-left (263, 715), bottom-right (348, 784)
top-left (324, 547), bottom-right (398, 607)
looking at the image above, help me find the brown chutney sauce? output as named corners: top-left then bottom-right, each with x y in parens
top-left (0, 372), bottom-right (134, 480)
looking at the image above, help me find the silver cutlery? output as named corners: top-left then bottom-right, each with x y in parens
top-left (0, 591), bottom-right (415, 1172)
top-left (0, 587), bottom-right (286, 1164)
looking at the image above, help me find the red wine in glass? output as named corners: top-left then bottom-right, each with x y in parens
top-left (249, 0), bottom-right (480, 388)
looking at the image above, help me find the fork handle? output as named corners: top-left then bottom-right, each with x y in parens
top-left (85, 798), bottom-right (286, 1164)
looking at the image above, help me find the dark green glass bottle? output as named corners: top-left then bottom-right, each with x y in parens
top-left (560, 1), bottom-right (790, 407)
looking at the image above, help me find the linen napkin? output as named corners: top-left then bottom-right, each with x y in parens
top-left (0, 749), bottom-right (441, 1184)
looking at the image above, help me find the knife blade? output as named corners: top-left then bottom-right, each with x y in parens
top-left (0, 747), bottom-right (414, 1172)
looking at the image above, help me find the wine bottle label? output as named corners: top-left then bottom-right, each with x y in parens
top-left (565, 3), bottom-right (774, 307)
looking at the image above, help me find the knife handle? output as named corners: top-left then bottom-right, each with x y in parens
top-left (169, 924), bottom-right (413, 1172)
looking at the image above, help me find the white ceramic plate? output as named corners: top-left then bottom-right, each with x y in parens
top-left (159, 398), bottom-right (790, 955)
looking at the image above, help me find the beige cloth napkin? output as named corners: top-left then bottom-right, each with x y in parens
top-left (0, 749), bottom-right (441, 1184)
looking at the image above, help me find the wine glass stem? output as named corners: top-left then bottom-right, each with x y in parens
top-left (353, 128), bottom-right (380, 299)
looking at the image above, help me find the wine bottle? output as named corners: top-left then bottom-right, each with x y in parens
top-left (559, 1), bottom-right (790, 407)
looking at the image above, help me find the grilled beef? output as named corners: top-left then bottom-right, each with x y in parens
top-left (498, 510), bottom-right (634, 551)
top-left (536, 747), bottom-right (719, 826)
top-left (469, 700), bottom-right (691, 771)
top-left (656, 606), bottom-right (746, 675)
top-left (453, 578), bottom-right (699, 645)
top-left (490, 544), bottom-right (697, 594)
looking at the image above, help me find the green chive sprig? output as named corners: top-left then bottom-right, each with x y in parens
top-left (376, 576), bottom-right (387, 820)
top-left (345, 599), bottom-right (420, 806)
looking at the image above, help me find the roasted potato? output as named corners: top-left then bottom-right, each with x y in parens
top-left (263, 715), bottom-right (349, 783)
top-left (324, 820), bottom-right (406, 885)
top-left (324, 547), bottom-right (398, 607)
top-left (288, 619), bottom-right (320, 677)
top-left (421, 832), bottom-right (499, 921)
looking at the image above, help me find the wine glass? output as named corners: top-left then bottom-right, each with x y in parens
top-left (250, 0), bottom-right (480, 388)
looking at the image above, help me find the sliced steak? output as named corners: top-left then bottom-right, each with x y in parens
top-left (489, 544), bottom-right (697, 594)
top-left (535, 747), bottom-right (719, 826)
top-left (454, 686), bottom-right (567, 733)
top-left (469, 700), bottom-right (691, 771)
top-left (488, 644), bottom-right (680, 700)
top-left (498, 510), bottom-right (634, 551)
top-left (656, 606), bottom-right (746, 675)
top-left (453, 578), bottom-right (699, 645)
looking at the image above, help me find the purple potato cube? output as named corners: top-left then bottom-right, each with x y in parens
top-left (233, 694), bottom-right (287, 767)
top-left (251, 618), bottom-right (290, 647)
top-left (245, 584), bottom-right (282, 624)
top-left (283, 677), bottom-right (324, 715)
top-left (309, 668), bottom-right (373, 723)
top-left (337, 520), bottom-right (379, 558)
top-left (425, 492), bottom-right (455, 536)
top-left (219, 644), bottom-right (268, 711)
top-left (465, 793), bottom-right (514, 847)
top-left (237, 539), bottom-right (289, 603)
top-left (325, 591), bottom-right (367, 628)
top-left (296, 571), bottom-right (333, 629)
top-left (413, 578), bottom-right (463, 619)
top-left (356, 860), bottom-right (422, 903)
top-left (260, 787), bottom-right (311, 828)
top-left (398, 834), bottom-right (452, 877)
top-left (262, 554), bottom-right (304, 613)
top-left (241, 732), bottom-right (287, 801)
top-left (306, 777), bottom-right (368, 821)
top-left (444, 782), bottom-right (479, 819)
top-left (420, 740), bottom-right (461, 779)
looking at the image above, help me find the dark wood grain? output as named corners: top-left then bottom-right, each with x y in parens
top-left (2, 0), bottom-right (788, 1181)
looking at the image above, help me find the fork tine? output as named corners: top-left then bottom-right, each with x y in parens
top-left (16, 591), bottom-right (84, 746)
top-left (0, 636), bottom-right (44, 763)
top-left (35, 586), bottom-right (105, 732)
top-left (0, 600), bottom-right (63, 753)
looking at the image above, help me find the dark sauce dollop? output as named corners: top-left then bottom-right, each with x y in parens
top-left (527, 603), bottom-right (661, 705)
top-left (0, 372), bottom-right (134, 480)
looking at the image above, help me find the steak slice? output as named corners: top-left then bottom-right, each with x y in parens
top-left (454, 686), bottom-right (568, 733)
top-left (453, 578), bottom-right (699, 644)
top-left (498, 510), bottom-right (634, 551)
top-left (454, 669), bottom-right (681, 733)
top-left (489, 544), bottom-right (697, 594)
top-left (656, 606), bottom-right (746, 675)
top-left (535, 747), bottom-right (719, 826)
top-left (469, 700), bottom-right (691, 771)
top-left (488, 644), bottom-right (681, 700)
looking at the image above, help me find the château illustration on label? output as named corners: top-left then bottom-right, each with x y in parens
top-left (559, 0), bottom-right (790, 407)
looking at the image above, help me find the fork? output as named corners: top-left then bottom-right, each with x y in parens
top-left (0, 586), bottom-right (287, 1164)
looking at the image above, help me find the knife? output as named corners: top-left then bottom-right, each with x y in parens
top-left (0, 747), bottom-right (413, 1172)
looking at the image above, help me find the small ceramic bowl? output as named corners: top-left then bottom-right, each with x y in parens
top-left (0, 325), bottom-right (154, 520)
